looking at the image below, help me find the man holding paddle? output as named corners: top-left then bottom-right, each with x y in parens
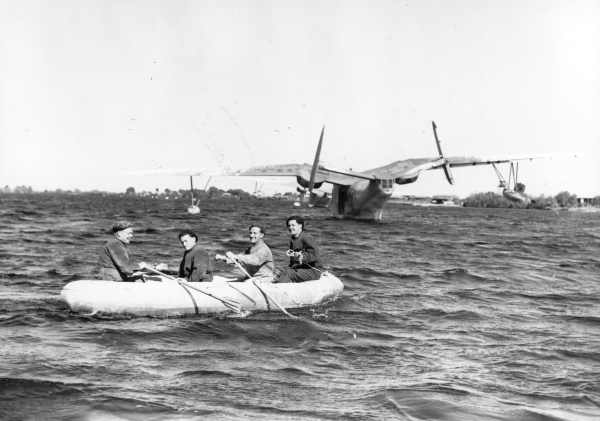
top-left (216, 224), bottom-right (274, 282)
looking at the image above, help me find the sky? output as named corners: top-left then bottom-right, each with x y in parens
top-left (1, 0), bottom-right (599, 197)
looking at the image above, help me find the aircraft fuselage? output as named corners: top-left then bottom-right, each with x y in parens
top-left (330, 179), bottom-right (395, 221)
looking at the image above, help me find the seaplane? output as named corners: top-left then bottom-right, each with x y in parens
top-left (234, 122), bottom-right (543, 221)
top-left (491, 161), bottom-right (531, 205)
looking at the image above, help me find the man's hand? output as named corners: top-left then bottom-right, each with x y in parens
top-left (216, 252), bottom-right (236, 264)
top-left (286, 250), bottom-right (303, 261)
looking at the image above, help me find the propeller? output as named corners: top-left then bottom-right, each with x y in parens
top-left (306, 126), bottom-right (325, 204)
top-left (432, 121), bottom-right (454, 185)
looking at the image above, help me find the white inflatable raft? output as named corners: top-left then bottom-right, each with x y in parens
top-left (61, 272), bottom-right (344, 317)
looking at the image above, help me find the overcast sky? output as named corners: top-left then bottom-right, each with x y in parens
top-left (1, 0), bottom-right (598, 197)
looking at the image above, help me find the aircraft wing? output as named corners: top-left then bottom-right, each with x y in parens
top-left (361, 155), bottom-right (546, 182)
top-left (443, 155), bottom-right (545, 168)
top-left (234, 163), bottom-right (377, 186)
top-left (236, 154), bottom-right (550, 185)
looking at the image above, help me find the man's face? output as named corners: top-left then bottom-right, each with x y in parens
top-left (248, 227), bottom-right (264, 244)
top-left (180, 234), bottom-right (197, 251)
top-left (287, 220), bottom-right (302, 237)
top-left (116, 228), bottom-right (134, 244)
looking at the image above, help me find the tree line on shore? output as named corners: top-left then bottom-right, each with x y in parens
top-left (462, 191), bottom-right (599, 209)
top-left (0, 185), bottom-right (299, 201)
top-left (3, 185), bottom-right (598, 209)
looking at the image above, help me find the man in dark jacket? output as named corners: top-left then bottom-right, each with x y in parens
top-left (275, 215), bottom-right (323, 283)
top-left (98, 221), bottom-right (145, 281)
top-left (178, 230), bottom-right (214, 282)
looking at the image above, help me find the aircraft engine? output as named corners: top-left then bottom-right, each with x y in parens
top-left (296, 176), bottom-right (323, 189)
top-left (394, 176), bottom-right (418, 185)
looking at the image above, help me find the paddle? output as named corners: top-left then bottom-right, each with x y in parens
top-left (228, 253), bottom-right (298, 320)
top-left (144, 266), bottom-right (243, 314)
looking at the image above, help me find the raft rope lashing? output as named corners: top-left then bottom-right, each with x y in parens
top-left (225, 282), bottom-right (257, 305)
top-left (252, 284), bottom-right (271, 311)
top-left (230, 255), bottom-right (298, 319)
top-left (178, 281), bottom-right (242, 313)
top-left (178, 282), bottom-right (199, 315)
top-left (143, 266), bottom-right (242, 314)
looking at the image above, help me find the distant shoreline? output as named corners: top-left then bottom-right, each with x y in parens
top-left (2, 188), bottom-right (599, 211)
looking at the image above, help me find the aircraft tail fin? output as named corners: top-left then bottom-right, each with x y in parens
top-left (432, 121), bottom-right (455, 185)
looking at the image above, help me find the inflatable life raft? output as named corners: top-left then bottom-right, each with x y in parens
top-left (61, 272), bottom-right (344, 317)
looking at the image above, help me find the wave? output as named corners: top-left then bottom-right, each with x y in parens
top-left (178, 369), bottom-right (235, 378)
top-left (406, 307), bottom-right (485, 321)
top-left (561, 315), bottom-right (600, 326)
top-left (2, 195), bottom-right (600, 420)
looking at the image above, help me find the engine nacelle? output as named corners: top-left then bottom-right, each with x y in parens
top-left (296, 176), bottom-right (323, 189)
top-left (394, 176), bottom-right (418, 185)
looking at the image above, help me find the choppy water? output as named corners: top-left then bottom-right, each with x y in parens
top-left (1, 193), bottom-right (599, 421)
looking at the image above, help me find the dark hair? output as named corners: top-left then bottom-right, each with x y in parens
top-left (248, 224), bottom-right (265, 235)
top-left (111, 221), bottom-right (132, 233)
top-left (286, 215), bottom-right (304, 229)
top-left (178, 230), bottom-right (198, 241)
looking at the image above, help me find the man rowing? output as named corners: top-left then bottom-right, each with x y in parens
top-left (216, 224), bottom-right (274, 282)
top-left (143, 230), bottom-right (215, 282)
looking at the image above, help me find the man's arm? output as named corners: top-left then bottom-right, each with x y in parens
top-left (236, 245), bottom-right (271, 266)
top-left (300, 235), bottom-right (320, 265)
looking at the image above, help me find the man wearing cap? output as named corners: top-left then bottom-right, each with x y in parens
top-left (97, 221), bottom-right (145, 281)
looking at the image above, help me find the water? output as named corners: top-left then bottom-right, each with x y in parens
top-left (1, 193), bottom-right (599, 420)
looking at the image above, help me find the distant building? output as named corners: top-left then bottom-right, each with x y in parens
top-left (430, 196), bottom-right (461, 206)
top-left (577, 197), bottom-right (600, 207)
